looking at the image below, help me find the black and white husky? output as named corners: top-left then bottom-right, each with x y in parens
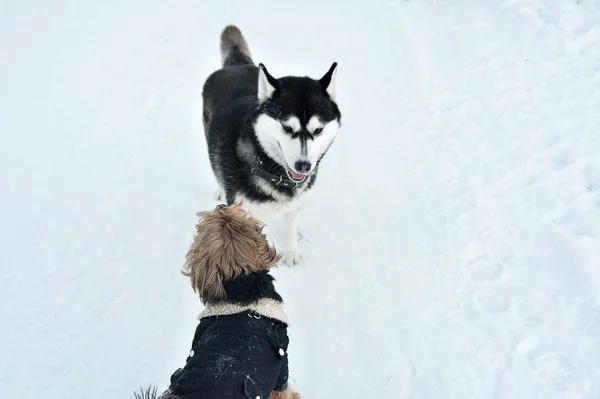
top-left (202, 25), bottom-right (341, 265)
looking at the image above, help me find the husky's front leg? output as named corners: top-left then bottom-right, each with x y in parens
top-left (282, 208), bottom-right (301, 265)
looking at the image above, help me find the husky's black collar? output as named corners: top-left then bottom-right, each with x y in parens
top-left (250, 167), bottom-right (307, 189)
top-left (250, 153), bottom-right (309, 189)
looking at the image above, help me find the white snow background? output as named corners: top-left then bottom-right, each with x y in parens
top-left (1, 0), bottom-right (600, 398)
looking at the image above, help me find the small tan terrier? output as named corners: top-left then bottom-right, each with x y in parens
top-left (135, 203), bottom-right (300, 399)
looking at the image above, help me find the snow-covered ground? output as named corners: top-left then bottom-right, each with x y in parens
top-left (2, 0), bottom-right (600, 398)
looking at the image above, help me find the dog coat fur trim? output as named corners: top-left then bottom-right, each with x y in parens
top-left (198, 298), bottom-right (288, 324)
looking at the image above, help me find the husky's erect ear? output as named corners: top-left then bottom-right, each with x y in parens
top-left (319, 62), bottom-right (338, 100)
top-left (258, 63), bottom-right (279, 103)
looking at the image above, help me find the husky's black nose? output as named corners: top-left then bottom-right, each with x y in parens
top-left (294, 160), bottom-right (311, 173)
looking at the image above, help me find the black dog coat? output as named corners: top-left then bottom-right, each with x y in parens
top-left (168, 308), bottom-right (289, 399)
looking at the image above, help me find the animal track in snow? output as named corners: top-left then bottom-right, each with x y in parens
top-left (473, 287), bottom-right (511, 315)
top-left (460, 249), bottom-right (512, 318)
top-left (579, 303), bottom-right (600, 338)
top-left (461, 255), bottom-right (504, 285)
top-left (526, 348), bottom-right (578, 392)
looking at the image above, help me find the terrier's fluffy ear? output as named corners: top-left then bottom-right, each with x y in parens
top-left (182, 203), bottom-right (280, 304)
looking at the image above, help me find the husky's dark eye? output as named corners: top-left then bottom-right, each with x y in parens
top-left (313, 127), bottom-right (323, 135)
top-left (282, 124), bottom-right (294, 134)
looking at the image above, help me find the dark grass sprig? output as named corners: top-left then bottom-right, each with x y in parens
top-left (133, 386), bottom-right (158, 399)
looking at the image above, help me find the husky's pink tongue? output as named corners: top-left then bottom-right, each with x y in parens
top-left (286, 166), bottom-right (306, 181)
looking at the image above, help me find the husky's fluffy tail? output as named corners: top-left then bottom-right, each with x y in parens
top-left (220, 25), bottom-right (253, 67)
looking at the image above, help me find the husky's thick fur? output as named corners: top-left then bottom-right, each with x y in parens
top-left (202, 25), bottom-right (341, 265)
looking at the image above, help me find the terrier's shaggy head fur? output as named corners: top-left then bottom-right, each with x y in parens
top-left (182, 203), bottom-right (280, 304)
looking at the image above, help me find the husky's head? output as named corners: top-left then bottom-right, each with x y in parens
top-left (253, 63), bottom-right (341, 182)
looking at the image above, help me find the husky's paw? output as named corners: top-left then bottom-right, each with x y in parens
top-left (213, 189), bottom-right (225, 202)
top-left (282, 248), bottom-right (301, 266)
